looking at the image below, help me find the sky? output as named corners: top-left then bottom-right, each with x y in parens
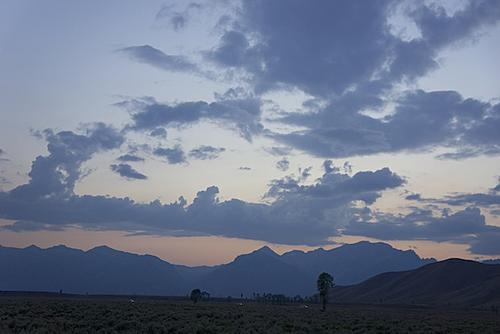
top-left (0, 0), bottom-right (500, 266)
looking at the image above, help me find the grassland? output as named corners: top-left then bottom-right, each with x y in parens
top-left (1, 295), bottom-right (499, 333)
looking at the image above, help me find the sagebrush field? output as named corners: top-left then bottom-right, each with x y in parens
top-left (1, 295), bottom-right (499, 333)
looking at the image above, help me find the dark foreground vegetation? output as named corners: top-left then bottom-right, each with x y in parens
top-left (1, 295), bottom-right (500, 334)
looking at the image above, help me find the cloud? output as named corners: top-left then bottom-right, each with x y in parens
top-left (9, 123), bottom-right (124, 200)
top-left (153, 146), bottom-right (186, 164)
top-left (198, 0), bottom-right (500, 159)
top-left (122, 88), bottom-right (263, 141)
top-left (468, 231), bottom-right (500, 255)
top-left (117, 154), bottom-right (145, 162)
top-left (116, 2), bottom-right (500, 159)
top-left (266, 164), bottom-right (405, 206)
top-left (2, 139), bottom-right (497, 252)
top-left (117, 45), bottom-right (199, 73)
top-left (274, 90), bottom-right (500, 158)
top-left (110, 163), bottom-right (147, 180)
top-left (406, 181), bottom-right (500, 208)
top-left (344, 206), bottom-right (500, 255)
top-left (264, 146), bottom-right (292, 157)
top-left (156, 2), bottom-right (203, 30)
top-left (189, 145), bottom-right (225, 160)
top-left (150, 128), bottom-right (167, 138)
top-left (0, 150), bottom-right (404, 245)
top-left (275, 158), bottom-right (289, 172)
top-left (208, 0), bottom-right (500, 97)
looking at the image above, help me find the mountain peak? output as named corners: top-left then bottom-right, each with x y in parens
top-left (87, 245), bottom-right (118, 254)
top-left (253, 245), bottom-right (278, 256)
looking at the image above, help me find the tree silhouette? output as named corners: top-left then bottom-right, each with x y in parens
top-left (190, 288), bottom-right (202, 304)
top-left (317, 272), bottom-right (334, 311)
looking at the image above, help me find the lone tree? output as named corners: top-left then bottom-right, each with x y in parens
top-left (317, 272), bottom-right (334, 311)
top-left (190, 288), bottom-right (202, 304)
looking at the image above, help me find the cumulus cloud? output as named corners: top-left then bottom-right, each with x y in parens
top-left (110, 163), bottom-right (147, 180)
top-left (9, 123), bottom-right (124, 200)
top-left (116, 1), bottom-right (500, 159)
top-left (153, 146), bottom-right (186, 164)
top-left (274, 90), bottom-right (500, 158)
top-left (203, 0), bottom-right (500, 159)
top-left (121, 88), bottom-right (263, 141)
top-left (0, 151), bottom-right (404, 245)
top-left (208, 0), bottom-right (500, 96)
top-left (189, 145), bottom-right (225, 160)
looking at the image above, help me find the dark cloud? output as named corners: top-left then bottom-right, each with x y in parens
top-left (9, 123), bottom-right (124, 200)
top-left (117, 45), bottom-right (198, 73)
top-left (440, 193), bottom-right (500, 207)
top-left (274, 90), bottom-right (500, 158)
top-left (189, 145), bottom-right (225, 160)
top-left (116, 2), bottom-right (500, 159)
top-left (2, 138), bottom-right (497, 251)
top-left (209, 0), bottom-right (500, 97)
top-left (110, 163), bottom-right (147, 180)
top-left (150, 128), bottom-right (167, 138)
top-left (345, 207), bottom-right (487, 241)
top-left (275, 158), bottom-right (289, 172)
top-left (122, 88), bottom-right (263, 141)
top-left (266, 164), bottom-right (404, 206)
top-left (117, 154), bottom-right (145, 162)
top-left (344, 206), bottom-right (500, 256)
top-left (0, 153), bottom-right (403, 245)
top-left (153, 146), bottom-right (186, 164)
top-left (405, 193), bottom-right (421, 201)
top-left (469, 231), bottom-right (500, 255)
top-left (406, 181), bottom-right (500, 208)
top-left (203, 0), bottom-right (500, 158)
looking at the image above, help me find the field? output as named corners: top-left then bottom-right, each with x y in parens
top-left (1, 295), bottom-right (499, 333)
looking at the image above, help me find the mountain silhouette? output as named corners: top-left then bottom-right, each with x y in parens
top-left (0, 244), bottom-right (185, 295)
top-left (199, 246), bottom-right (312, 297)
top-left (0, 241), bottom-right (434, 297)
top-left (281, 241), bottom-right (435, 285)
top-left (333, 258), bottom-right (500, 307)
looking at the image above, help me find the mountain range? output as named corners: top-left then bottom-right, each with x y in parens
top-left (0, 241), bottom-right (435, 297)
top-left (333, 258), bottom-right (500, 307)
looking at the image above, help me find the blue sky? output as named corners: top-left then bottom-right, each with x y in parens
top-left (0, 0), bottom-right (500, 265)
